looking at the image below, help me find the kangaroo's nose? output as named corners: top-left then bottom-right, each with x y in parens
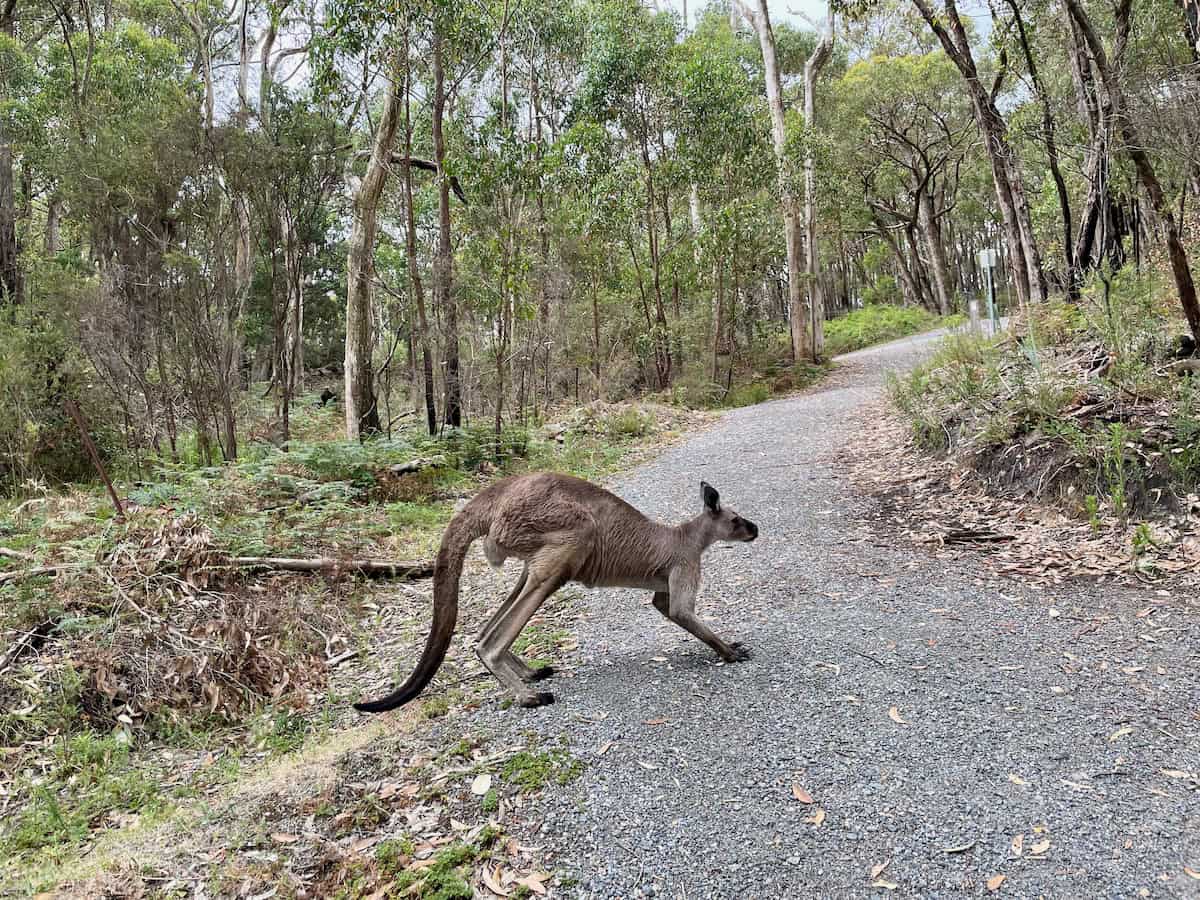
top-left (746, 521), bottom-right (758, 541)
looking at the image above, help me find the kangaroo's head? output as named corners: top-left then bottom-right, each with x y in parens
top-left (701, 481), bottom-right (758, 543)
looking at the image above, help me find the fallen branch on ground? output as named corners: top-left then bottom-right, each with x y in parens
top-left (0, 547), bottom-right (36, 561)
top-left (0, 565), bottom-right (60, 584)
top-left (0, 618), bottom-right (59, 675)
top-left (228, 557), bottom-right (434, 579)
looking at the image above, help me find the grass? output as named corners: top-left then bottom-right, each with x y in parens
top-left (824, 304), bottom-right (946, 356)
top-left (1, 732), bottom-right (167, 857)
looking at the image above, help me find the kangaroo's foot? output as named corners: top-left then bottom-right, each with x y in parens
top-left (517, 690), bottom-right (554, 708)
top-left (728, 641), bottom-right (752, 662)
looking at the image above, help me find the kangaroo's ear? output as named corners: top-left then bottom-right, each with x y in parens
top-left (701, 481), bottom-right (721, 513)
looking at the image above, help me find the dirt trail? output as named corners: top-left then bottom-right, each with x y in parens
top-left (458, 330), bottom-right (1200, 898)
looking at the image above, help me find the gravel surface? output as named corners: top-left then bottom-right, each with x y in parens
top-left (464, 331), bottom-right (1200, 899)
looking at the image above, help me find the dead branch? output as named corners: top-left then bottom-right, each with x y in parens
top-left (0, 565), bottom-right (60, 584)
top-left (0, 547), bottom-right (35, 561)
top-left (228, 556), bottom-right (434, 579)
top-left (0, 618), bottom-right (58, 675)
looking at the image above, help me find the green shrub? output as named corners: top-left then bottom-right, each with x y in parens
top-left (825, 305), bottom-right (941, 356)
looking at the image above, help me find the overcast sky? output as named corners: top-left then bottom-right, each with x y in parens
top-left (663, 0), bottom-right (830, 31)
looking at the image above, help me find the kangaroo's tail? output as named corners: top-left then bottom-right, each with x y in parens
top-left (354, 496), bottom-right (492, 713)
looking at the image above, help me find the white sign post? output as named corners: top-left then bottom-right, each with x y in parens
top-left (977, 249), bottom-right (999, 332)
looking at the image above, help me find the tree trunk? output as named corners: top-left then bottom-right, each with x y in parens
top-left (1009, 0), bottom-right (1075, 295)
top-left (803, 7), bottom-right (834, 359)
top-left (638, 120), bottom-right (671, 390)
top-left (344, 57), bottom-right (402, 439)
top-left (401, 38), bottom-right (438, 437)
top-left (431, 33), bottom-right (462, 428)
top-left (1066, 0), bottom-right (1200, 342)
top-left (739, 0), bottom-right (811, 363)
top-left (918, 188), bottom-right (953, 314)
top-left (0, 2), bottom-right (20, 309)
top-left (911, 0), bottom-right (1046, 307)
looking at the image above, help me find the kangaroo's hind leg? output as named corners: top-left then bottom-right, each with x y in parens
top-left (478, 542), bottom-right (578, 706)
top-left (475, 565), bottom-right (554, 683)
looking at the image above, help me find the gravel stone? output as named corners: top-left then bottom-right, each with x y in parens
top-left (462, 332), bottom-right (1200, 898)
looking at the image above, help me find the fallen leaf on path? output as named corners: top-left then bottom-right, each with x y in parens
top-left (481, 866), bottom-right (510, 896)
top-left (805, 808), bottom-right (826, 826)
top-left (870, 860), bottom-right (891, 880)
top-left (350, 835), bottom-right (378, 854)
top-left (516, 872), bottom-right (550, 895)
top-left (888, 706), bottom-right (908, 725)
top-left (1108, 726), bottom-right (1134, 742)
top-left (271, 833), bottom-right (299, 844)
top-left (986, 874), bottom-right (1006, 892)
top-left (941, 840), bottom-right (975, 853)
top-left (1160, 768), bottom-right (1196, 779)
top-left (871, 880), bottom-right (898, 890)
top-left (1007, 773), bottom-right (1028, 786)
top-left (792, 783), bottom-right (814, 803)
top-left (471, 773), bottom-right (492, 796)
top-left (1028, 839), bottom-right (1051, 856)
top-left (596, 741), bottom-right (614, 756)
top-left (643, 718), bottom-right (668, 726)
top-left (1184, 867), bottom-right (1200, 880)
top-left (637, 760), bottom-right (659, 770)
top-left (1010, 834), bottom-right (1024, 857)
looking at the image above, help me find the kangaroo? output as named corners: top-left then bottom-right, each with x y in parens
top-left (354, 472), bottom-right (758, 712)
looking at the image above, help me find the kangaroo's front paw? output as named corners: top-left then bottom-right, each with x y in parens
top-left (517, 690), bottom-right (555, 708)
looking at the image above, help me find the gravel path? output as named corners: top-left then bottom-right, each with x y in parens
top-left (466, 331), bottom-right (1200, 899)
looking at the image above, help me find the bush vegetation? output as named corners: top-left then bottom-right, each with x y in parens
top-left (888, 273), bottom-right (1200, 519)
top-left (824, 305), bottom-right (946, 357)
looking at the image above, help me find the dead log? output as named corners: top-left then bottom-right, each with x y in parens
top-left (0, 565), bottom-right (60, 585)
top-left (228, 556), bottom-right (434, 580)
top-left (0, 547), bottom-right (35, 561)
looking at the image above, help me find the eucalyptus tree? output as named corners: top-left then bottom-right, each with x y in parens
top-left (836, 52), bottom-right (975, 314)
top-left (575, 0), bottom-right (680, 389)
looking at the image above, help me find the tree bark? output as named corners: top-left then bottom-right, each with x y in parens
top-left (0, 2), bottom-right (21, 309)
top-left (918, 188), bottom-right (953, 314)
top-left (344, 57), bottom-right (402, 439)
top-left (401, 35), bottom-right (438, 436)
top-left (431, 33), bottom-right (462, 428)
top-left (738, 0), bottom-right (811, 363)
top-left (803, 7), bottom-right (834, 358)
top-left (1066, 0), bottom-right (1200, 342)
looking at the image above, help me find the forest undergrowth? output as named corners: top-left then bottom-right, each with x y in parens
top-left (861, 272), bottom-right (1200, 590)
top-left (0, 391), bottom-right (715, 896)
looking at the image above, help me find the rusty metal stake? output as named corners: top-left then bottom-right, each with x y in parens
top-left (64, 399), bottom-right (125, 521)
